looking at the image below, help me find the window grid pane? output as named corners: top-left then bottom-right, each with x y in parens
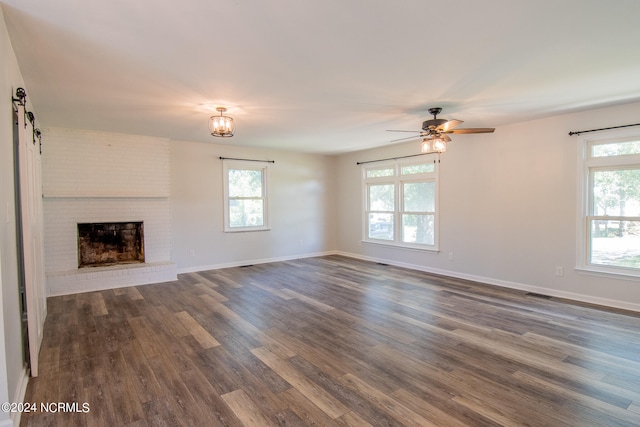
top-left (589, 218), bottom-right (640, 270)
top-left (369, 184), bottom-right (395, 212)
top-left (228, 169), bottom-right (263, 198)
top-left (402, 214), bottom-right (434, 245)
top-left (368, 213), bottom-right (394, 240)
top-left (366, 167), bottom-right (395, 178)
top-left (591, 140), bottom-right (640, 158)
top-left (401, 163), bottom-right (435, 175)
top-left (403, 181), bottom-right (435, 212)
top-left (590, 168), bottom-right (640, 217)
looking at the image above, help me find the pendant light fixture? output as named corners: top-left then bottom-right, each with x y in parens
top-left (209, 107), bottom-right (235, 137)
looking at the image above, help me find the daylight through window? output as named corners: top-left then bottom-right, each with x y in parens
top-left (363, 156), bottom-right (438, 250)
top-left (579, 132), bottom-right (640, 277)
top-left (223, 160), bottom-right (269, 232)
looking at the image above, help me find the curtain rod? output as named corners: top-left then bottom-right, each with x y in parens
top-left (568, 122), bottom-right (640, 136)
top-left (219, 156), bottom-right (275, 163)
top-left (356, 153), bottom-right (435, 165)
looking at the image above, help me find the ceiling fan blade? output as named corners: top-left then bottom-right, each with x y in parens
top-left (386, 129), bottom-right (422, 133)
top-left (437, 119), bottom-right (463, 132)
top-left (441, 134), bottom-right (451, 142)
top-left (389, 134), bottom-right (425, 143)
top-left (447, 127), bottom-right (495, 134)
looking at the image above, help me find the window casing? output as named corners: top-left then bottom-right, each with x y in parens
top-left (223, 160), bottom-right (269, 232)
top-left (578, 130), bottom-right (640, 278)
top-left (363, 156), bottom-right (438, 250)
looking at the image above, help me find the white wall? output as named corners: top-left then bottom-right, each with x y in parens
top-left (335, 101), bottom-right (640, 311)
top-left (170, 140), bottom-right (336, 272)
top-left (0, 8), bottom-right (29, 426)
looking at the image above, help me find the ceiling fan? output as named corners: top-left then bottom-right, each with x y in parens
top-left (387, 107), bottom-right (495, 153)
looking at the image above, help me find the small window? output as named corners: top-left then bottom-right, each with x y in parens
top-left (223, 160), bottom-right (269, 232)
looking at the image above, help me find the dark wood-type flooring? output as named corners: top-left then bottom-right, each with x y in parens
top-left (22, 255), bottom-right (640, 426)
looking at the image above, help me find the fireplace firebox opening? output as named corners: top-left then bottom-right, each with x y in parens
top-left (77, 221), bottom-right (145, 268)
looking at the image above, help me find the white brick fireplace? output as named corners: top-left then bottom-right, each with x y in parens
top-left (42, 127), bottom-right (177, 296)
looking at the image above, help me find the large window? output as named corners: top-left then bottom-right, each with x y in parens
top-left (223, 160), bottom-right (269, 232)
top-left (363, 156), bottom-right (438, 250)
top-left (578, 131), bottom-right (640, 277)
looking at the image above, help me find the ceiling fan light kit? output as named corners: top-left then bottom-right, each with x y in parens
top-left (421, 137), bottom-right (447, 154)
top-left (389, 107), bottom-right (495, 153)
top-left (209, 107), bottom-right (235, 137)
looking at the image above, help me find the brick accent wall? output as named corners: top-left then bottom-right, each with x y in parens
top-left (42, 127), bottom-right (176, 295)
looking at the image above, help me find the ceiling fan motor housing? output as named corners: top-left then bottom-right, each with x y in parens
top-left (422, 118), bottom-right (447, 131)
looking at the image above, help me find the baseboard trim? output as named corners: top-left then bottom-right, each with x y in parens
top-left (176, 251), bottom-right (339, 274)
top-left (335, 251), bottom-right (640, 313)
top-left (0, 419), bottom-right (15, 427)
top-left (8, 367), bottom-right (29, 427)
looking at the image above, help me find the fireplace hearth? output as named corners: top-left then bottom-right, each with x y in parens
top-left (77, 222), bottom-right (145, 268)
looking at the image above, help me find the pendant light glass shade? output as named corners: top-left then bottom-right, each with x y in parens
top-left (209, 107), bottom-right (235, 137)
top-left (432, 138), bottom-right (447, 153)
top-left (421, 137), bottom-right (447, 153)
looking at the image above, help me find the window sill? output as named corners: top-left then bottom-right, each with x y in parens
top-left (575, 266), bottom-right (640, 282)
top-left (224, 227), bottom-right (271, 233)
top-left (362, 239), bottom-right (439, 253)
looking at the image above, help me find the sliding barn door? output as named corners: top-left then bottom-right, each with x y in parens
top-left (15, 105), bottom-right (47, 377)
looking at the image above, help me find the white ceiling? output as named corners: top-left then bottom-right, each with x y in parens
top-left (3, 0), bottom-right (640, 154)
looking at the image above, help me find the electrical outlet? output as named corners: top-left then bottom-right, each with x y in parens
top-left (555, 266), bottom-right (564, 277)
top-left (448, 252), bottom-right (454, 261)
top-left (189, 249), bottom-right (196, 257)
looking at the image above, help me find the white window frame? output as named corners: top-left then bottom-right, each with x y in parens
top-left (576, 128), bottom-right (640, 279)
top-left (362, 155), bottom-right (439, 251)
top-left (223, 159), bottom-right (270, 232)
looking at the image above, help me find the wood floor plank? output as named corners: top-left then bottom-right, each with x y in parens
top-left (512, 370), bottom-right (640, 425)
top-left (251, 346), bottom-right (350, 419)
top-left (277, 387), bottom-right (337, 426)
top-left (390, 388), bottom-right (471, 427)
top-left (337, 373), bottom-right (437, 427)
top-left (194, 282), bottom-right (229, 302)
top-left (334, 411), bottom-right (374, 427)
top-left (247, 279), bottom-right (295, 300)
top-left (174, 310), bottom-right (221, 349)
top-left (127, 316), bottom-right (163, 359)
top-left (221, 389), bottom-right (276, 427)
top-left (146, 350), bottom-right (211, 427)
top-left (207, 344), bottom-right (288, 416)
top-left (120, 339), bottom-right (163, 404)
top-left (279, 288), bottom-right (336, 312)
top-left (21, 255), bottom-right (640, 426)
top-left (178, 369), bottom-right (245, 427)
top-left (125, 286), bottom-right (145, 301)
